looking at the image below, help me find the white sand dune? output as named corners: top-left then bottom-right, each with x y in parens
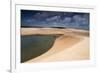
top-left (21, 28), bottom-right (65, 35)
top-left (21, 28), bottom-right (89, 63)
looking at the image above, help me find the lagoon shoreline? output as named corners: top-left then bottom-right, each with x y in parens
top-left (21, 28), bottom-right (89, 63)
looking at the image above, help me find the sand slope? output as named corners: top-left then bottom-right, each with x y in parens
top-left (21, 28), bottom-right (89, 63)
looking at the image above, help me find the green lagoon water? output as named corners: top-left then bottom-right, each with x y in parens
top-left (21, 34), bottom-right (61, 63)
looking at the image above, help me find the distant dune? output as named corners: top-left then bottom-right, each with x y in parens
top-left (21, 28), bottom-right (89, 36)
top-left (21, 28), bottom-right (89, 63)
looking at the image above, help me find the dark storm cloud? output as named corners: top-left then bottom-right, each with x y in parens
top-left (21, 10), bottom-right (89, 30)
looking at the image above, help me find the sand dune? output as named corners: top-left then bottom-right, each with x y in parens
top-left (21, 28), bottom-right (89, 36)
top-left (21, 28), bottom-right (65, 35)
top-left (21, 28), bottom-right (89, 63)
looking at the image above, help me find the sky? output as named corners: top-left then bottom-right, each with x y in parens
top-left (21, 10), bottom-right (90, 30)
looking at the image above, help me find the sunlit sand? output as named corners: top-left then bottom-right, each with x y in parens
top-left (21, 28), bottom-right (89, 63)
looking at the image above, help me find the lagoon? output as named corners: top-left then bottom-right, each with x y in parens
top-left (21, 34), bottom-right (61, 63)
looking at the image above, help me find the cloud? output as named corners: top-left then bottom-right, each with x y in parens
top-left (46, 16), bottom-right (60, 22)
top-left (62, 17), bottom-right (72, 23)
top-left (72, 14), bottom-right (89, 26)
top-left (21, 10), bottom-right (89, 30)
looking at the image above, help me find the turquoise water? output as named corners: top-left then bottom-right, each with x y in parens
top-left (21, 34), bottom-right (61, 63)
